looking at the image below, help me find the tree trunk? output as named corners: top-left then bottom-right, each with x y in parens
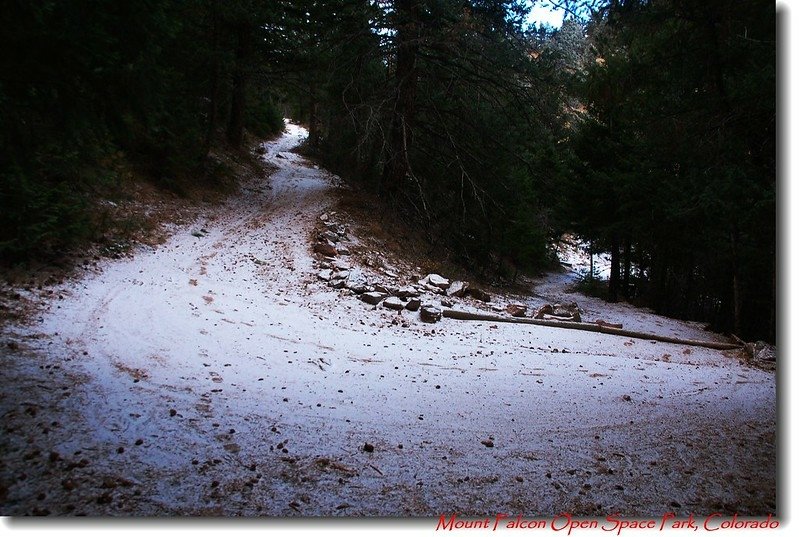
top-left (382, 0), bottom-right (420, 197)
top-left (307, 80), bottom-right (320, 150)
top-left (622, 237), bottom-right (631, 298)
top-left (227, 23), bottom-right (251, 149)
top-left (730, 225), bottom-right (742, 337)
top-left (203, 0), bottom-right (220, 157)
top-left (608, 233), bottom-right (620, 302)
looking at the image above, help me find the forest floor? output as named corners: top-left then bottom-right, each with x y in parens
top-left (0, 123), bottom-right (776, 518)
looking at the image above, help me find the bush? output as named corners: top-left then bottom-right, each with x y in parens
top-left (0, 169), bottom-right (91, 261)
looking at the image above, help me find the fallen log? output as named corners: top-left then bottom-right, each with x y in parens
top-left (441, 309), bottom-right (742, 351)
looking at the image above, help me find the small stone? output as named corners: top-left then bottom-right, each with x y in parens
top-left (622, 394), bottom-right (632, 402)
top-left (405, 298), bottom-right (422, 311)
top-left (363, 442), bottom-right (375, 453)
top-left (506, 304), bottom-right (527, 317)
top-left (420, 305), bottom-right (442, 323)
top-left (396, 286), bottom-right (420, 298)
top-left (317, 269), bottom-right (333, 282)
top-left (313, 241), bottom-right (338, 257)
top-left (481, 440), bottom-right (494, 448)
top-left (441, 298), bottom-right (453, 308)
top-left (383, 297), bottom-right (405, 311)
top-left (446, 280), bottom-right (469, 297)
top-left (467, 288), bottom-right (491, 302)
top-left (169, 409), bottom-right (177, 417)
top-left (361, 292), bottom-right (388, 305)
top-left (421, 274), bottom-right (450, 290)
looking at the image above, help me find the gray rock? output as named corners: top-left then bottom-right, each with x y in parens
top-left (746, 341), bottom-right (776, 362)
top-left (396, 286), bottom-right (420, 298)
top-left (317, 269), bottom-right (333, 282)
top-left (361, 292), bottom-right (388, 305)
top-left (423, 274), bottom-right (450, 289)
top-left (446, 280), bottom-right (469, 297)
top-left (441, 298), bottom-right (454, 308)
top-left (320, 230), bottom-right (339, 243)
top-left (383, 297), bottom-right (405, 310)
top-left (405, 298), bottom-right (422, 311)
top-left (420, 305), bottom-right (442, 323)
top-left (337, 245), bottom-right (351, 255)
top-left (331, 260), bottom-right (350, 271)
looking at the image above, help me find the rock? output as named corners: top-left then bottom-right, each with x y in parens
top-left (745, 341), bottom-right (776, 362)
top-left (363, 442), bottom-right (375, 453)
top-left (336, 245), bottom-right (351, 255)
top-left (446, 280), bottom-right (469, 297)
top-left (481, 439), bottom-right (494, 448)
top-left (405, 298), bottom-right (422, 311)
top-left (313, 241), bottom-right (338, 257)
top-left (344, 277), bottom-right (370, 294)
top-left (329, 278), bottom-right (348, 289)
top-left (622, 394), bottom-right (632, 402)
top-left (319, 213), bottom-right (329, 221)
top-left (332, 270), bottom-right (350, 280)
top-left (441, 298), bottom-right (454, 308)
top-left (535, 302), bottom-right (581, 322)
top-left (467, 288), bottom-right (491, 302)
top-left (373, 284), bottom-right (396, 295)
top-left (424, 274), bottom-right (450, 289)
top-left (383, 297), bottom-right (405, 311)
top-left (420, 305), bottom-right (442, 323)
top-left (361, 292), bottom-right (388, 305)
top-left (331, 259), bottom-right (350, 271)
top-left (319, 230), bottom-right (339, 243)
top-left (317, 269), bottom-right (333, 282)
top-left (396, 286), bottom-right (420, 298)
top-left (506, 304), bottom-right (527, 317)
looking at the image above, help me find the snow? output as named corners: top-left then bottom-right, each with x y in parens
top-left (0, 122), bottom-right (776, 518)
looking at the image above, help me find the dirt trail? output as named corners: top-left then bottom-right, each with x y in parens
top-left (0, 124), bottom-right (776, 517)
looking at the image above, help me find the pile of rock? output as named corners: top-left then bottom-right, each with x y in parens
top-left (311, 216), bottom-right (502, 324)
top-left (533, 302), bottom-right (582, 322)
top-left (313, 212), bottom-right (351, 257)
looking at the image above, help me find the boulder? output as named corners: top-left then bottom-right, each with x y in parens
top-left (317, 269), bottom-right (333, 282)
top-left (319, 230), bottom-right (339, 243)
top-left (425, 274), bottom-right (450, 290)
top-left (331, 260), bottom-right (350, 271)
top-left (329, 278), bottom-right (348, 289)
top-left (533, 304), bottom-right (554, 319)
top-left (361, 292), bottom-right (388, 305)
top-left (396, 286), bottom-right (420, 299)
top-left (383, 297), bottom-right (405, 311)
top-left (405, 298), bottom-right (422, 311)
top-left (745, 341), bottom-right (776, 362)
top-left (441, 298), bottom-right (454, 308)
top-left (420, 305), bottom-right (442, 323)
top-left (446, 280), bottom-right (469, 297)
top-left (506, 304), bottom-right (527, 317)
top-left (467, 288), bottom-right (491, 302)
top-left (313, 241), bottom-right (338, 257)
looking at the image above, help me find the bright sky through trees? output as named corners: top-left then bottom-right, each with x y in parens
top-left (526, 1), bottom-right (566, 27)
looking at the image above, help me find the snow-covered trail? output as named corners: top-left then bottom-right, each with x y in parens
top-left (0, 124), bottom-right (776, 517)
